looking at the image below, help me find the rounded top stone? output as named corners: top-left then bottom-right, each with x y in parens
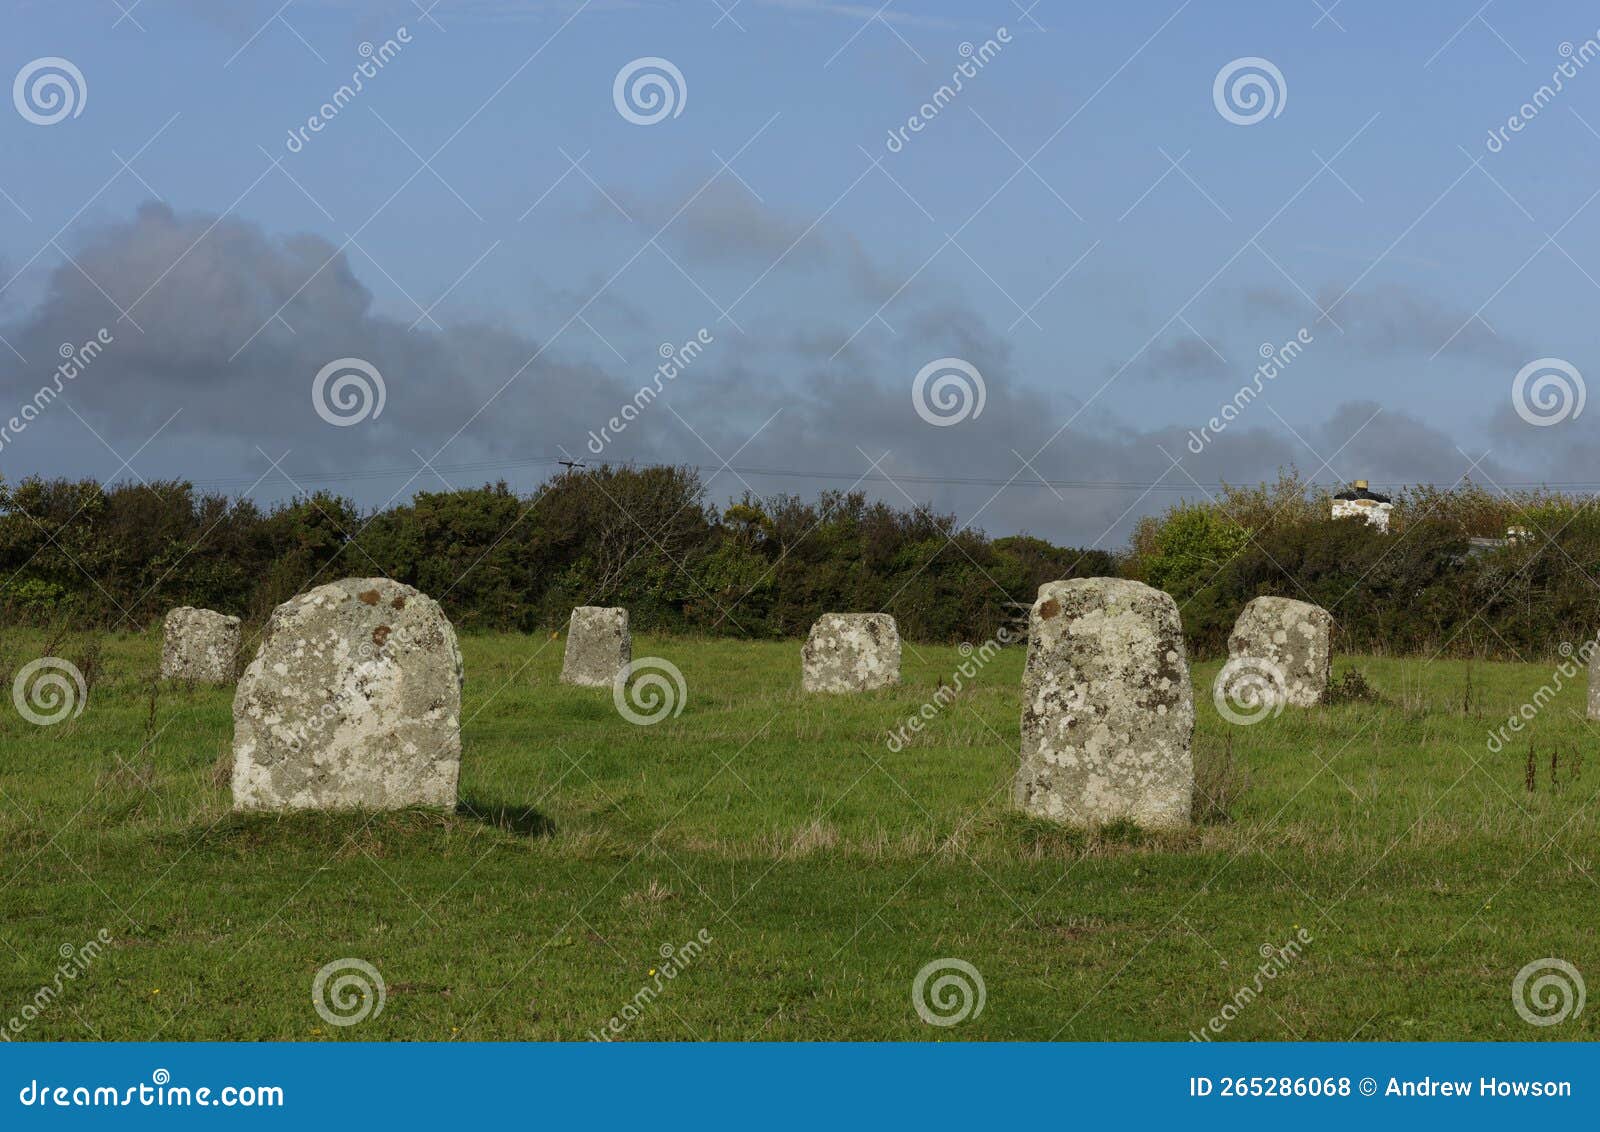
top-left (811, 612), bottom-right (896, 628)
top-left (298, 576), bottom-right (424, 609)
top-left (164, 605), bottom-right (240, 626)
top-left (1241, 594), bottom-right (1329, 617)
top-left (1236, 595), bottom-right (1333, 632)
top-left (231, 576), bottom-right (464, 811)
top-left (1034, 577), bottom-right (1178, 615)
top-left (268, 577), bottom-right (463, 683)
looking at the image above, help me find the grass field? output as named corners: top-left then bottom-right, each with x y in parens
top-left (1, 628), bottom-right (1597, 1041)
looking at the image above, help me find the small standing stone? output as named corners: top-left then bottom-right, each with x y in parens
top-left (160, 607), bottom-right (241, 684)
top-left (560, 607), bottom-right (631, 687)
top-left (802, 613), bottom-right (901, 693)
top-left (231, 578), bottom-right (464, 812)
top-left (1226, 596), bottom-right (1333, 707)
top-left (1015, 578), bottom-right (1194, 829)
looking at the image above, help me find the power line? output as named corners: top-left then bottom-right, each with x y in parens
top-left (60, 455), bottom-right (1600, 495)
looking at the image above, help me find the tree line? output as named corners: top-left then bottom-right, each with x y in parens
top-left (1, 466), bottom-right (1591, 658)
top-left (0, 467), bottom-right (1112, 645)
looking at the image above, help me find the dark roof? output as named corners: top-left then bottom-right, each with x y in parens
top-left (1333, 486), bottom-right (1391, 503)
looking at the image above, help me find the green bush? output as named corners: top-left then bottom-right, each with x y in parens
top-left (8, 465), bottom-right (1596, 659)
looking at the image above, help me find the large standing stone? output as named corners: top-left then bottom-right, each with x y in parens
top-left (802, 613), bottom-right (900, 693)
top-left (1014, 579), bottom-right (1194, 829)
top-left (231, 578), bottom-right (464, 811)
top-left (160, 607), bottom-right (241, 684)
top-left (1226, 596), bottom-right (1333, 707)
top-left (560, 606), bottom-right (630, 687)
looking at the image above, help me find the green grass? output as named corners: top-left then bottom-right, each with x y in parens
top-left (1, 629), bottom-right (1597, 1041)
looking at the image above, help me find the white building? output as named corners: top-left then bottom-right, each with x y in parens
top-left (1332, 480), bottom-right (1392, 532)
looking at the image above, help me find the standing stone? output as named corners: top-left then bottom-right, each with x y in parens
top-left (1015, 579), bottom-right (1194, 829)
top-left (560, 607), bottom-right (631, 687)
top-left (231, 578), bottom-right (464, 811)
top-left (160, 607), bottom-right (241, 684)
top-left (802, 613), bottom-right (900, 693)
top-left (1227, 596), bottom-right (1333, 707)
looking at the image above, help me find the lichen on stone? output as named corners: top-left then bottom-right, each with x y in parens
top-left (802, 613), bottom-right (901, 693)
top-left (560, 606), bottom-right (631, 688)
top-left (231, 577), bottom-right (464, 812)
top-left (1014, 578), bottom-right (1194, 829)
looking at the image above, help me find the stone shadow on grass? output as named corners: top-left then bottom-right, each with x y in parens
top-left (458, 798), bottom-right (556, 838)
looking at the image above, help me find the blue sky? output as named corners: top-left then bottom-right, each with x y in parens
top-left (3, 0), bottom-right (1599, 545)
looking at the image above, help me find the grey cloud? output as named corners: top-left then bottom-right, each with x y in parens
top-left (1118, 331), bottom-right (1231, 382)
top-left (0, 203), bottom-right (1541, 546)
top-left (1288, 283), bottom-right (1527, 366)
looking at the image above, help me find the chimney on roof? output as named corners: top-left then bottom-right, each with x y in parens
top-left (1331, 478), bottom-right (1393, 532)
